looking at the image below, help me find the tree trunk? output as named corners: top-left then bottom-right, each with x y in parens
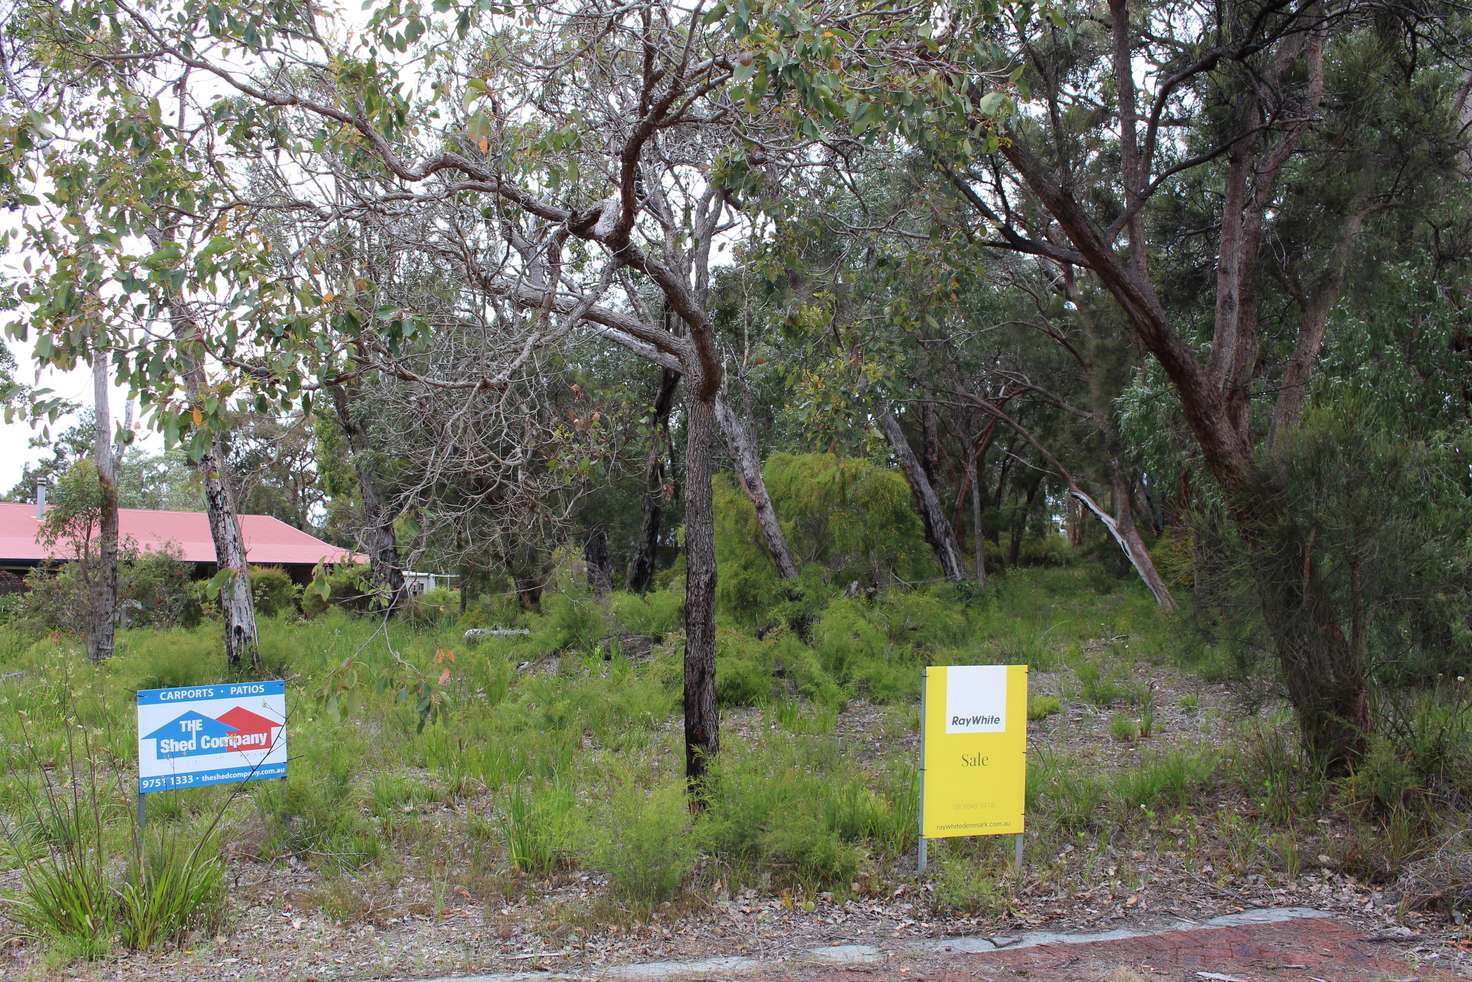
top-left (584, 527), bottom-right (612, 597)
top-left (88, 351), bottom-right (118, 663)
top-left (879, 409), bottom-right (966, 582)
top-left (166, 303), bottom-right (259, 669)
top-left (328, 382), bottom-right (406, 614)
top-left (1071, 468), bottom-right (1176, 611)
top-left (1008, 475), bottom-right (1042, 568)
top-left (1232, 481), bottom-right (1368, 774)
top-left (683, 386), bottom-right (720, 791)
top-left (715, 395), bottom-right (799, 580)
top-left (970, 452), bottom-right (987, 588)
top-left (201, 450), bottom-right (260, 670)
top-left (628, 369), bottom-right (680, 593)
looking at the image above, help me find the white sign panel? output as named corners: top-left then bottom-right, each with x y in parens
top-left (943, 664), bottom-right (1009, 733)
top-left (137, 681), bottom-right (287, 793)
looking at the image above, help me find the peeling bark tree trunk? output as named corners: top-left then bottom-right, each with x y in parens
top-left (328, 382), bottom-right (406, 614)
top-left (683, 383), bottom-right (720, 791)
top-left (200, 448), bottom-right (260, 669)
top-left (1072, 468), bottom-right (1176, 611)
top-left (879, 409), bottom-right (966, 582)
top-left (715, 395), bottom-right (799, 580)
top-left (88, 351), bottom-right (119, 663)
top-left (628, 369), bottom-right (680, 592)
top-left (169, 326), bottom-right (258, 669)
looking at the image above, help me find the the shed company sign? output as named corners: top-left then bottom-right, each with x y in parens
top-left (137, 682), bottom-right (287, 793)
top-left (921, 665), bottom-right (1027, 839)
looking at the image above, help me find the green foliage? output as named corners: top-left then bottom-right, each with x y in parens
top-left (1109, 713), bottom-right (1137, 742)
top-left (501, 783), bottom-right (576, 874)
top-left (610, 587), bottom-right (683, 638)
top-left (702, 735), bottom-right (906, 892)
top-left (249, 566), bottom-right (299, 616)
top-left (593, 779), bottom-right (699, 907)
top-left (714, 454), bottom-right (935, 625)
top-left (930, 849), bottom-right (1009, 916)
top-left (116, 838), bottom-right (225, 951)
top-left (20, 545), bottom-right (202, 632)
top-left (0, 714), bottom-right (223, 959)
top-left (1113, 750), bottom-right (1218, 812)
top-left (1027, 695), bottom-right (1061, 721)
top-left (401, 587), bottom-right (458, 627)
top-left (301, 564), bottom-right (373, 618)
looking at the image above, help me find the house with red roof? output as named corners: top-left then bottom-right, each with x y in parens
top-left (0, 495), bottom-right (364, 582)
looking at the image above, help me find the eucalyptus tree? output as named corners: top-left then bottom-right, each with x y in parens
top-left (0, 9), bottom-right (292, 669)
top-left (737, 0), bottom-right (1472, 770)
top-left (51, 0), bottom-right (826, 785)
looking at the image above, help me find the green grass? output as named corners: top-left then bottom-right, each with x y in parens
top-left (4, 564), bottom-right (1465, 965)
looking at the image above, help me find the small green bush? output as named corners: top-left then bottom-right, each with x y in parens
top-left (610, 588), bottom-right (683, 638)
top-left (931, 850), bottom-right (1008, 915)
top-left (1028, 695), bottom-right (1062, 721)
top-left (501, 783), bottom-right (575, 874)
top-left (401, 587), bottom-right (458, 627)
top-left (594, 780), bottom-right (698, 906)
top-left (117, 837), bottom-right (226, 950)
top-left (1114, 749), bottom-right (1217, 811)
top-left (301, 564), bottom-right (374, 617)
top-left (1109, 713), bottom-right (1138, 742)
top-left (250, 566), bottom-right (299, 616)
top-left (812, 599), bottom-right (887, 683)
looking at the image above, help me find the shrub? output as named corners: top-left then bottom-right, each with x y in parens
top-left (0, 591), bottom-right (23, 626)
top-left (116, 837), bottom-right (226, 950)
top-left (1, 717), bottom-right (224, 959)
top-left (610, 588), bottom-right (683, 639)
top-left (931, 852), bottom-right (1008, 915)
top-left (714, 454), bottom-right (936, 624)
top-left (501, 783), bottom-right (576, 874)
top-left (1109, 713), bottom-right (1138, 742)
top-left (401, 587), bottom-right (458, 627)
top-left (250, 566), bottom-right (299, 616)
top-left (301, 564), bottom-right (375, 617)
top-left (20, 545), bottom-right (202, 632)
top-left (1028, 695), bottom-right (1062, 721)
top-left (870, 589), bottom-right (967, 650)
top-left (593, 780), bottom-right (699, 907)
top-left (812, 599), bottom-right (887, 684)
top-left (1114, 749), bottom-right (1218, 811)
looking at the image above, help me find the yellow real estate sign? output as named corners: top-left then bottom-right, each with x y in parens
top-left (921, 664), bottom-right (1028, 839)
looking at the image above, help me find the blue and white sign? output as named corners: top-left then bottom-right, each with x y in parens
top-left (136, 681), bottom-right (287, 793)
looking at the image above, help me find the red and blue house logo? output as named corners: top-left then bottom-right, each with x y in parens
top-left (142, 707), bottom-right (282, 759)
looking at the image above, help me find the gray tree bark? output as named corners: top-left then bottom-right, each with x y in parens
top-left (328, 382), bottom-right (406, 613)
top-left (715, 395), bottom-right (799, 580)
top-left (970, 452), bottom-right (987, 588)
top-left (879, 409), bottom-right (966, 582)
top-left (683, 385), bottom-right (719, 790)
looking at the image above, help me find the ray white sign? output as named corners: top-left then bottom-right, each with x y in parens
top-left (943, 664), bottom-right (1009, 733)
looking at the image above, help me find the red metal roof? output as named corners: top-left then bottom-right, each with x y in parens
top-left (0, 502), bottom-right (364, 567)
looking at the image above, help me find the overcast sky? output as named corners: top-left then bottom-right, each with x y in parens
top-left (1, 335), bottom-right (159, 495)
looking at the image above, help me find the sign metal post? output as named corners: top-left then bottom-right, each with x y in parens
top-left (918, 679), bottom-right (928, 874)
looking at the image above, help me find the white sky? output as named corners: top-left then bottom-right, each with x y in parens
top-left (1, 335), bottom-right (160, 494)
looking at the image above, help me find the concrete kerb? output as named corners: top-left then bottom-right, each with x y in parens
top-left (412, 907), bottom-right (1335, 982)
